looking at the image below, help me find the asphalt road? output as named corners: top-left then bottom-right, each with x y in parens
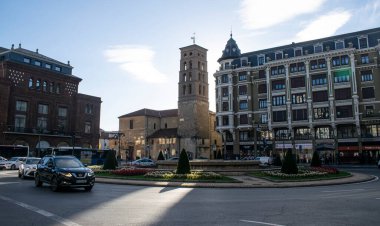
top-left (0, 168), bottom-right (379, 226)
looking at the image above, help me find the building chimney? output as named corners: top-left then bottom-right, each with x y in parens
top-left (18, 43), bottom-right (21, 48)
top-left (36, 49), bottom-right (39, 54)
top-left (11, 44), bottom-right (14, 50)
top-left (67, 61), bottom-right (70, 66)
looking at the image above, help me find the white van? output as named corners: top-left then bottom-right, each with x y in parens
top-left (254, 156), bottom-right (273, 165)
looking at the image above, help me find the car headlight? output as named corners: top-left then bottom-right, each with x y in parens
top-left (87, 171), bottom-right (94, 177)
top-left (59, 172), bottom-right (72, 178)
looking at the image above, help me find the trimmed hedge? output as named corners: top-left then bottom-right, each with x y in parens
top-left (176, 148), bottom-right (191, 174)
top-left (281, 148), bottom-right (298, 174)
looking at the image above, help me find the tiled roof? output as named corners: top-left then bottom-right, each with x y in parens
top-left (119, 108), bottom-right (178, 118)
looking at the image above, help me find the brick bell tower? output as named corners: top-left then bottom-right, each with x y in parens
top-left (177, 41), bottom-right (209, 159)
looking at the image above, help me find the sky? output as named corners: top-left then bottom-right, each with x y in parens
top-left (2, 0), bottom-right (380, 131)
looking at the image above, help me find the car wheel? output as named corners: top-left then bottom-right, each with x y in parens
top-left (50, 177), bottom-right (60, 192)
top-left (11, 165), bottom-right (16, 170)
top-left (35, 174), bottom-right (42, 187)
top-left (84, 186), bottom-right (93, 192)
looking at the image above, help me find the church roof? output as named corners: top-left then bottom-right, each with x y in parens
top-left (218, 33), bottom-right (241, 62)
top-left (119, 108), bottom-right (178, 118)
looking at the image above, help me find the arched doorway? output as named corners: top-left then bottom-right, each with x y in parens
top-left (35, 140), bottom-right (50, 157)
top-left (57, 142), bottom-right (70, 147)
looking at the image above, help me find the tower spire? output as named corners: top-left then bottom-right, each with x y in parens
top-left (191, 32), bottom-right (196, 44)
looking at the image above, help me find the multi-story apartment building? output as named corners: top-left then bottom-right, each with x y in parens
top-left (214, 28), bottom-right (380, 164)
top-left (0, 44), bottom-right (101, 155)
top-left (118, 44), bottom-right (222, 160)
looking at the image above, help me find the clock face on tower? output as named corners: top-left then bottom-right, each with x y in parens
top-left (225, 48), bottom-right (229, 53)
top-left (232, 48), bottom-right (236, 52)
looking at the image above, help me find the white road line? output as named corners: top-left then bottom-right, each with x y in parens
top-left (321, 189), bottom-right (365, 193)
top-left (0, 182), bottom-right (19, 185)
top-left (376, 198), bottom-right (380, 200)
top-left (240, 219), bottom-right (285, 226)
top-left (354, 176), bottom-right (379, 184)
top-left (0, 195), bottom-right (82, 226)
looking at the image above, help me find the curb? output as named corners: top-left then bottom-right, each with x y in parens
top-left (95, 172), bottom-right (376, 188)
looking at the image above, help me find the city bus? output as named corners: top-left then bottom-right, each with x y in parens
top-left (48, 147), bottom-right (109, 165)
top-left (0, 145), bottom-right (29, 159)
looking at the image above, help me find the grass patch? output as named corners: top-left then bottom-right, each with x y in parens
top-left (249, 170), bottom-right (351, 182)
top-left (95, 171), bottom-right (239, 183)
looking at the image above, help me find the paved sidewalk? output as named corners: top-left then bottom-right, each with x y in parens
top-left (96, 172), bottom-right (376, 188)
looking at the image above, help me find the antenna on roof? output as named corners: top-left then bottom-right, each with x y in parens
top-left (11, 44), bottom-right (14, 50)
top-left (191, 32), bottom-right (196, 44)
top-left (18, 43), bottom-right (21, 48)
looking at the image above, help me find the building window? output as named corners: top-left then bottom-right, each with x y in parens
top-left (85, 122), bottom-right (91, 134)
top-left (16, 101), bottom-right (27, 112)
top-left (335, 88), bottom-right (351, 100)
top-left (129, 120), bottom-right (133, 129)
top-left (23, 58), bottom-right (31, 63)
top-left (222, 87), bottom-right (228, 97)
top-left (273, 111), bottom-right (287, 122)
top-left (290, 62), bottom-right (305, 73)
top-left (365, 105), bottom-right (374, 116)
top-left (361, 70), bottom-right (373, 82)
top-left (182, 85), bottom-right (186, 95)
top-left (332, 57), bottom-right (340, 67)
top-left (260, 114), bottom-right (268, 123)
top-left (35, 61), bottom-right (41, 66)
top-left (36, 79), bottom-right (41, 90)
top-left (45, 64), bottom-right (51, 69)
top-left (14, 115), bottom-right (26, 131)
top-left (58, 107), bottom-right (67, 117)
top-left (38, 104), bottom-right (49, 114)
top-left (239, 85), bottom-right (247, 95)
top-left (313, 91), bottom-right (328, 102)
top-left (50, 82), bottom-right (54, 93)
top-left (224, 62), bottom-right (230, 70)
top-left (43, 81), bottom-right (47, 92)
top-left (363, 125), bottom-right (380, 138)
top-left (314, 44), bottom-right (323, 53)
top-left (294, 48), bottom-right (302, 57)
top-left (336, 105), bottom-right (353, 118)
top-left (275, 51), bottom-right (283, 60)
top-left (259, 70), bottom-right (266, 78)
top-left (222, 74), bottom-right (228, 83)
top-left (56, 84), bottom-right (60, 94)
top-left (334, 70), bottom-right (350, 83)
top-left (259, 99), bottom-right (267, 109)
top-left (28, 78), bottom-right (33, 89)
top-left (240, 114), bottom-right (248, 125)
top-left (313, 107), bottom-right (329, 119)
top-left (258, 55), bottom-right (265, 65)
top-left (239, 100), bottom-right (248, 110)
top-left (37, 117), bottom-right (48, 129)
top-left (258, 84), bottom-right (267, 94)
top-left (239, 131), bottom-right (250, 141)
top-left (316, 127), bottom-right (331, 139)
top-left (312, 74), bottom-right (327, 86)
top-left (199, 85), bottom-right (202, 95)
top-left (335, 40), bottom-right (345, 49)
top-left (272, 95), bottom-right (286, 106)
top-left (222, 102), bottom-right (229, 111)
top-left (358, 37), bottom-right (368, 49)
top-left (271, 66), bottom-right (285, 76)
top-left (85, 104), bottom-right (93, 114)
top-left (291, 76), bottom-right (305, 88)
top-left (341, 55), bottom-right (349, 65)
top-left (272, 80), bottom-right (285, 90)
top-left (222, 116), bottom-right (229, 126)
top-left (238, 72), bottom-right (247, 81)
top-left (292, 93), bottom-right (306, 104)
top-left (241, 59), bottom-right (248, 67)
top-left (292, 109), bottom-right (308, 121)
top-left (361, 54), bottom-right (369, 64)
top-left (362, 87), bottom-right (375, 99)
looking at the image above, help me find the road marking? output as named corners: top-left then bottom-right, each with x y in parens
top-left (354, 176), bottom-right (378, 184)
top-left (240, 219), bottom-right (285, 226)
top-left (0, 182), bottom-right (19, 185)
top-left (0, 195), bottom-right (82, 226)
top-left (321, 189), bottom-right (364, 193)
top-left (376, 198), bottom-right (380, 200)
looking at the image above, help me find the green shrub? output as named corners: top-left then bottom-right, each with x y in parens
top-left (103, 150), bottom-right (117, 170)
top-left (310, 151), bottom-right (322, 167)
top-left (273, 154), bottom-right (282, 166)
top-left (176, 148), bottom-right (191, 174)
top-left (281, 148), bottom-right (298, 174)
top-left (157, 151), bottom-right (165, 160)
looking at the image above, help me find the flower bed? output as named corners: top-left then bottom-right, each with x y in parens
top-left (144, 171), bottom-right (223, 180)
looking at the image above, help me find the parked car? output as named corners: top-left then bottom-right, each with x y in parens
top-left (130, 158), bottom-right (156, 167)
top-left (254, 156), bottom-right (273, 165)
top-left (167, 157), bottom-right (179, 161)
top-left (0, 157), bottom-right (26, 170)
top-left (34, 155), bottom-right (95, 192)
top-left (18, 157), bottom-right (41, 179)
top-left (0, 156), bottom-right (7, 162)
top-left (378, 159), bottom-right (380, 168)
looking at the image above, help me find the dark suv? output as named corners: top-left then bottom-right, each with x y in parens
top-left (35, 155), bottom-right (95, 192)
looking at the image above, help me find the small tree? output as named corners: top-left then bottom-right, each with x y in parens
top-left (310, 151), bottom-right (322, 167)
top-left (103, 149), bottom-right (117, 170)
top-left (273, 154), bottom-right (282, 166)
top-left (176, 148), bottom-right (191, 174)
top-left (281, 148), bottom-right (298, 174)
top-left (157, 151), bottom-right (165, 161)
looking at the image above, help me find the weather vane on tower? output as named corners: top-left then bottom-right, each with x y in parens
top-left (191, 32), bottom-right (196, 44)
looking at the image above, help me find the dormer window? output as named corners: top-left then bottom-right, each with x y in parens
top-left (335, 40), bottom-right (345, 50)
top-left (275, 51), bottom-right (283, 60)
top-left (55, 66), bottom-right (61, 72)
top-left (358, 36), bottom-right (368, 49)
top-left (23, 58), bottom-right (30, 63)
top-left (314, 44), bottom-right (323, 53)
top-left (294, 47), bottom-right (302, 57)
top-left (258, 55), bottom-right (265, 66)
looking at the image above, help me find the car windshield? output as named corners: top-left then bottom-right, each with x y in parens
top-left (26, 159), bottom-right (40, 164)
top-left (55, 158), bottom-right (83, 168)
top-left (9, 157), bottom-right (18, 161)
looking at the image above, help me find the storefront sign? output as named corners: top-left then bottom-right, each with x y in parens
top-left (363, 146), bottom-right (380, 150)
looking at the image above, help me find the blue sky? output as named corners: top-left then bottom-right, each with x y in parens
top-left (2, 0), bottom-right (380, 131)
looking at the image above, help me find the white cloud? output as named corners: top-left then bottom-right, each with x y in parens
top-left (239, 0), bottom-right (326, 30)
top-left (104, 45), bottom-right (168, 84)
top-left (295, 10), bottom-right (352, 42)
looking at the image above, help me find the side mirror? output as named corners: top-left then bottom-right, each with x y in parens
top-left (84, 164), bottom-right (88, 167)
top-left (47, 162), bottom-right (54, 168)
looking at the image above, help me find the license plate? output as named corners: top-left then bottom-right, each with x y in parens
top-left (76, 179), bottom-right (87, 183)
